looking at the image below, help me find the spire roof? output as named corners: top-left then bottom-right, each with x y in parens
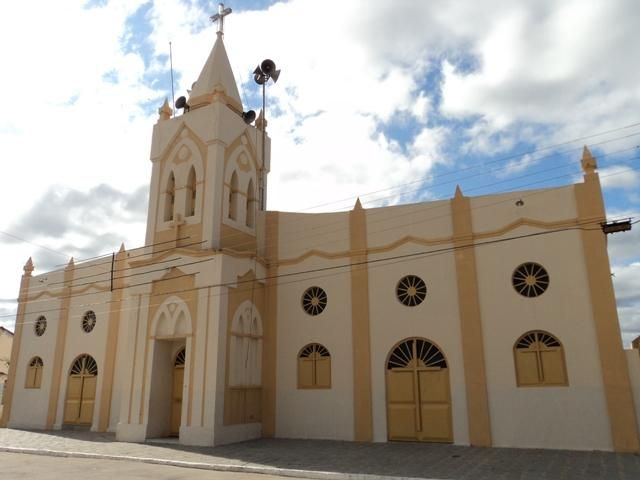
top-left (581, 145), bottom-right (597, 173)
top-left (188, 33), bottom-right (242, 112)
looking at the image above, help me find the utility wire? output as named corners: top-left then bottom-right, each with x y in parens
top-left (5, 217), bottom-right (636, 322)
top-left (3, 125), bottom-right (639, 280)
top-left (208, 141), bottom-right (640, 254)
top-left (10, 162), bottom-right (640, 307)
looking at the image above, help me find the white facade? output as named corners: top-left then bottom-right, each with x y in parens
top-left (2, 31), bottom-right (640, 453)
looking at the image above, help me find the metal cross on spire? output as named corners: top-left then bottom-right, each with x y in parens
top-left (210, 3), bottom-right (232, 35)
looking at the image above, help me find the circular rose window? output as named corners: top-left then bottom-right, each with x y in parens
top-left (34, 316), bottom-right (47, 336)
top-left (302, 286), bottom-right (327, 316)
top-left (396, 275), bottom-right (427, 306)
top-left (82, 310), bottom-right (97, 333)
top-left (512, 262), bottom-right (549, 298)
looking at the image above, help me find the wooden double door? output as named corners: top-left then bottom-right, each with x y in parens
top-left (170, 348), bottom-right (186, 435)
top-left (64, 355), bottom-right (98, 426)
top-left (386, 338), bottom-right (452, 442)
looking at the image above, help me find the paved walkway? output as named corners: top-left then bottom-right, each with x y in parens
top-left (1, 428), bottom-right (639, 480)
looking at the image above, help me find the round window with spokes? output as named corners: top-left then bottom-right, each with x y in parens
top-left (396, 275), bottom-right (427, 307)
top-left (302, 286), bottom-right (327, 316)
top-left (34, 316), bottom-right (47, 336)
top-left (82, 310), bottom-right (97, 333)
top-left (512, 262), bottom-right (550, 298)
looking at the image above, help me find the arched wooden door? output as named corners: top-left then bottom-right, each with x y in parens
top-left (64, 355), bottom-right (98, 426)
top-left (386, 338), bottom-right (452, 442)
top-left (170, 348), bottom-right (186, 435)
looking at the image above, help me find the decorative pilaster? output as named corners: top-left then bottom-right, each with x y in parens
top-left (98, 244), bottom-right (128, 431)
top-left (451, 186), bottom-right (492, 447)
top-left (349, 198), bottom-right (373, 441)
top-left (574, 146), bottom-right (640, 452)
top-left (46, 257), bottom-right (75, 428)
top-left (0, 258), bottom-right (34, 427)
top-left (262, 211), bottom-right (279, 437)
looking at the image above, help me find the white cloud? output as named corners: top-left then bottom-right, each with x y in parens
top-left (599, 165), bottom-right (640, 190)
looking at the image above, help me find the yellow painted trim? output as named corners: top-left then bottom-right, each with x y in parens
top-left (262, 211), bottom-right (279, 437)
top-left (187, 332), bottom-right (196, 426)
top-left (574, 172), bottom-right (640, 452)
top-left (46, 261), bottom-right (75, 428)
top-left (349, 202), bottom-right (373, 441)
top-left (274, 217), bottom-right (581, 267)
top-left (25, 283), bottom-right (110, 302)
top-left (127, 295), bottom-right (141, 424)
top-left (97, 249), bottom-right (127, 431)
top-left (200, 287), bottom-right (211, 427)
top-left (451, 193), bottom-right (492, 447)
top-left (138, 334), bottom-right (149, 424)
top-left (0, 269), bottom-right (31, 427)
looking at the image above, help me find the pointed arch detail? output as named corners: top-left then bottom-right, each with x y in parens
top-left (185, 166), bottom-right (197, 217)
top-left (152, 296), bottom-right (193, 338)
top-left (246, 178), bottom-right (256, 228)
top-left (228, 171), bottom-right (239, 220)
top-left (229, 300), bottom-right (262, 386)
top-left (163, 171), bottom-right (175, 221)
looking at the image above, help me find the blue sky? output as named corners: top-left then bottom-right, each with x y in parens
top-left (0, 0), bottom-right (638, 343)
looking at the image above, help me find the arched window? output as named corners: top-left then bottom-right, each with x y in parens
top-left (26, 356), bottom-right (43, 389)
top-left (514, 331), bottom-right (567, 386)
top-left (228, 171), bottom-right (239, 220)
top-left (185, 167), bottom-right (196, 217)
top-left (229, 305), bottom-right (262, 386)
top-left (246, 178), bottom-right (256, 228)
top-left (164, 171), bottom-right (175, 222)
top-left (226, 303), bottom-right (262, 425)
top-left (298, 343), bottom-right (331, 389)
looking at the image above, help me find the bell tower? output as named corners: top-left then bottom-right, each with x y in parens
top-left (144, 15), bottom-right (271, 253)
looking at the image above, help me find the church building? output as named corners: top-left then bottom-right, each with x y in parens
top-left (2, 20), bottom-right (640, 453)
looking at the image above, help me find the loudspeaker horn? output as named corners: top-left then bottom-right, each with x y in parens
top-left (261, 59), bottom-right (276, 76)
top-left (242, 110), bottom-right (256, 124)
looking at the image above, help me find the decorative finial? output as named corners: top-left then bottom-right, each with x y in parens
top-left (581, 145), bottom-right (597, 174)
top-left (210, 3), bottom-right (232, 36)
top-left (158, 98), bottom-right (172, 121)
top-left (23, 257), bottom-right (34, 276)
top-left (454, 184), bottom-right (464, 199)
top-left (354, 198), bottom-right (363, 210)
top-left (118, 242), bottom-right (126, 253)
top-left (255, 109), bottom-right (267, 130)
top-left (66, 257), bottom-right (75, 269)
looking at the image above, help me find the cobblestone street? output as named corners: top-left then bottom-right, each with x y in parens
top-left (1, 428), bottom-right (639, 479)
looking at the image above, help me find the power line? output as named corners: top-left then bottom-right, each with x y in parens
top-left (8, 161), bottom-right (639, 313)
top-left (3, 218), bottom-right (627, 322)
top-left (3, 126), bottom-right (638, 281)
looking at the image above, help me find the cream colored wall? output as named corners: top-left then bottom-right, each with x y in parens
top-left (0, 329), bottom-right (11, 376)
top-left (365, 200), bottom-right (453, 249)
top-left (470, 186), bottom-right (577, 233)
top-left (626, 350), bottom-right (640, 435)
top-left (9, 270), bottom-right (64, 429)
top-left (0, 328), bottom-right (11, 416)
top-left (473, 223), bottom-right (613, 450)
top-left (275, 257), bottom-right (355, 440)
top-left (53, 289), bottom-right (112, 430)
top-left (367, 244), bottom-right (470, 444)
top-left (277, 211), bottom-right (350, 261)
top-left (109, 291), bottom-right (133, 430)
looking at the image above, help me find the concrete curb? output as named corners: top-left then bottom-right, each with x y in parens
top-left (0, 446), bottom-right (429, 480)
